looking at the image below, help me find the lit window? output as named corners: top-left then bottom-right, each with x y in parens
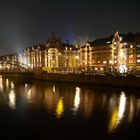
top-left (129, 55), bottom-right (133, 58)
top-left (137, 59), bottom-right (140, 63)
top-left (100, 68), bottom-right (103, 71)
top-left (123, 42), bottom-right (128, 46)
top-left (136, 66), bottom-right (140, 70)
top-left (130, 45), bottom-right (133, 48)
top-left (95, 68), bottom-right (98, 70)
top-left (120, 37), bottom-right (122, 41)
top-left (129, 50), bottom-right (133, 54)
top-left (109, 60), bottom-right (113, 64)
top-left (103, 61), bottom-right (107, 64)
top-left (114, 42), bottom-right (117, 45)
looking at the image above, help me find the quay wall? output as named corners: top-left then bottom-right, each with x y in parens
top-left (0, 72), bottom-right (34, 82)
top-left (0, 72), bottom-right (140, 87)
top-left (34, 73), bottom-right (140, 88)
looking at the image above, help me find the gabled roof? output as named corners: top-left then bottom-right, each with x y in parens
top-left (91, 35), bottom-right (113, 46)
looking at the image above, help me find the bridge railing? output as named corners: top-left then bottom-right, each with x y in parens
top-left (0, 60), bottom-right (32, 72)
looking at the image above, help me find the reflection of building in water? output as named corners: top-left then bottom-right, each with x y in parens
top-left (73, 87), bottom-right (80, 112)
top-left (44, 88), bottom-right (59, 112)
top-left (102, 94), bottom-right (107, 108)
top-left (82, 91), bottom-right (95, 118)
top-left (0, 76), bottom-right (3, 91)
top-left (128, 96), bottom-right (135, 122)
top-left (6, 79), bottom-right (9, 89)
top-left (25, 83), bottom-right (28, 88)
top-left (53, 85), bottom-right (55, 93)
top-left (136, 99), bottom-right (140, 117)
top-left (9, 90), bottom-right (16, 109)
top-left (27, 89), bottom-right (32, 101)
top-left (118, 92), bottom-right (126, 120)
top-left (56, 97), bottom-right (64, 118)
top-left (108, 91), bottom-right (126, 132)
top-left (24, 84), bottom-right (36, 103)
top-left (11, 81), bottom-right (14, 89)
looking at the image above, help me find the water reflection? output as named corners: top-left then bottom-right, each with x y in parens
top-left (27, 89), bottom-right (32, 101)
top-left (0, 76), bottom-right (3, 91)
top-left (56, 97), bottom-right (64, 118)
top-left (118, 92), bottom-right (126, 120)
top-left (6, 79), bottom-right (9, 89)
top-left (73, 87), bottom-right (80, 113)
top-left (53, 85), bottom-right (55, 93)
top-left (44, 86), bottom-right (59, 112)
top-left (11, 81), bottom-right (14, 89)
top-left (128, 96), bottom-right (135, 122)
top-left (25, 83), bottom-right (28, 88)
top-left (8, 90), bottom-right (16, 109)
top-left (0, 76), bottom-right (140, 135)
top-left (136, 99), bottom-right (140, 117)
top-left (108, 91), bottom-right (126, 132)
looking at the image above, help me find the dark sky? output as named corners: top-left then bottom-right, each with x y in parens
top-left (0, 0), bottom-right (140, 55)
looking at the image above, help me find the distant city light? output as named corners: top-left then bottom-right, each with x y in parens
top-left (119, 65), bottom-right (127, 73)
top-left (106, 41), bottom-right (110, 44)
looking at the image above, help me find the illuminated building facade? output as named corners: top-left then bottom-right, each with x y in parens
top-left (112, 31), bottom-right (140, 74)
top-left (0, 32), bottom-right (80, 72)
top-left (81, 31), bottom-right (140, 74)
top-left (0, 32), bottom-right (140, 74)
top-left (0, 54), bottom-right (18, 71)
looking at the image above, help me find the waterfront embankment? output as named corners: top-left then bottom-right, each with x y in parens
top-left (0, 72), bottom-right (34, 83)
top-left (0, 72), bottom-right (140, 87)
top-left (34, 73), bottom-right (140, 88)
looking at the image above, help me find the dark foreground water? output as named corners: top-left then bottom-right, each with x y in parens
top-left (0, 75), bottom-right (140, 139)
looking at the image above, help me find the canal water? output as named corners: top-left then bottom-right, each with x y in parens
top-left (0, 75), bottom-right (140, 139)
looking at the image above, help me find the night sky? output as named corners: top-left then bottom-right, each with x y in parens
top-left (0, 0), bottom-right (140, 55)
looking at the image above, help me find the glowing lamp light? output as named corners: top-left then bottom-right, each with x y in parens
top-left (95, 68), bottom-right (98, 71)
top-left (109, 60), bottom-right (113, 64)
top-left (119, 65), bottom-right (128, 73)
top-left (75, 55), bottom-right (79, 59)
top-left (100, 67), bottom-right (103, 71)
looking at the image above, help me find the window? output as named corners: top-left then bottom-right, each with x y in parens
top-left (136, 66), bottom-right (140, 70)
top-left (129, 50), bottom-right (133, 54)
top-left (129, 55), bottom-right (133, 58)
